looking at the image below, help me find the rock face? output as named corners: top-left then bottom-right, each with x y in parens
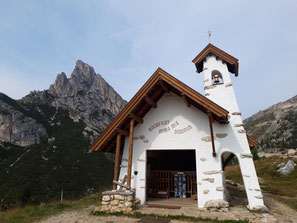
top-left (0, 60), bottom-right (126, 205)
top-left (1, 60), bottom-right (126, 146)
top-left (277, 160), bottom-right (296, 175)
top-left (0, 93), bottom-right (48, 146)
top-left (244, 94), bottom-right (297, 151)
top-left (49, 60), bottom-right (127, 136)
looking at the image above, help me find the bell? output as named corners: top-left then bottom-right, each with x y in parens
top-left (214, 74), bottom-right (220, 83)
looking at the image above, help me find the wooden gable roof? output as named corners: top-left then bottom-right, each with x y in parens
top-left (247, 135), bottom-right (259, 148)
top-left (90, 67), bottom-right (230, 153)
top-left (192, 43), bottom-right (239, 76)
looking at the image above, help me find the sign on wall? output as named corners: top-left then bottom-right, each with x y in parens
top-left (148, 120), bottom-right (192, 135)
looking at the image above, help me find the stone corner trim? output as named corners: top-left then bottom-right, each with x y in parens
top-left (255, 195), bottom-right (263, 199)
top-left (247, 205), bottom-right (269, 213)
top-left (204, 199), bottom-right (229, 209)
top-left (237, 129), bottom-right (246, 134)
top-left (225, 82), bottom-right (233, 87)
top-left (216, 133), bottom-right (228, 138)
top-left (216, 187), bottom-right (224, 191)
top-left (203, 170), bottom-right (223, 175)
top-left (232, 112), bottom-right (242, 116)
top-left (204, 85), bottom-right (216, 90)
top-left (203, 189), bottom-right (209, 194)
top-left (137, 158), bottom-right (145, 162)
top-left (202, 178), bottom-right (214, 183)
top-left (201, 136), bottom-right (212, 142)
top-left (240, 153), bottom-right (253, 159)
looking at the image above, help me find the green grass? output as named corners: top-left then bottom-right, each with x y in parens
top-left (279, 198), bottom-right (297, 211)
top-left (0, 194), bottom-right (102, 223)
top-left (225, 156), bottom-right (297, 211)
top-left (93, 210), bottom-right (249, 223)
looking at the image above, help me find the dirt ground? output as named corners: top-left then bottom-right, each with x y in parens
top-left (37, 193), bottom-right (297, 223)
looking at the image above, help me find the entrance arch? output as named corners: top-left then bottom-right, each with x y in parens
top-left (221, 151), bottom-right (248, 207)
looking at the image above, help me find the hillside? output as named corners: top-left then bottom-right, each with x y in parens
top-left (244, 95), bottom-right (297, 151)
top-left (0, 61), bottom-right (126, 206)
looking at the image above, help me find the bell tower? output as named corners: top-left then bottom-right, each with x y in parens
top-left (192, 43), bottom-right (239, 112)
top-left (192, 44), bottom-right (267, 211)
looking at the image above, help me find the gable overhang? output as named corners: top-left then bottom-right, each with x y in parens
top-left (247, 135), bottom-right (259, 148)
top-left (192, 44), bottom-right (239, 76)
top-left (90, 68), bottom-right (230, 153)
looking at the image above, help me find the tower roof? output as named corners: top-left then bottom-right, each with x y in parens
top-left (192, 43), bottom-right (239, 76)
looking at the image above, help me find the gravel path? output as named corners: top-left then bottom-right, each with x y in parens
top-left (37, 195), bottom-right (297, 223)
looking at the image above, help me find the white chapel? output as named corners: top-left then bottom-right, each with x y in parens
top-left (91, 43), bottom-right (266, 211)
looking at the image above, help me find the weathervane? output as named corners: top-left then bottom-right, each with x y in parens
top-left (207, 29), bottom-right (211, 43)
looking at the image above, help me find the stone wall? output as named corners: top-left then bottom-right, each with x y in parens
top-left (100, 191), bottom-right (139, 213)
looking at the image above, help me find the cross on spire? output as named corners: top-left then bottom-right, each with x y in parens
top-left (207, 29), bottom-right (211, 43)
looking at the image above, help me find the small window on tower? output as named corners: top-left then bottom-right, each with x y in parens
top-left (211, 70), bottom-right (223, 85)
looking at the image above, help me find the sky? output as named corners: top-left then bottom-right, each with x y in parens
top-left (0, 1), bottom-right (296, 118)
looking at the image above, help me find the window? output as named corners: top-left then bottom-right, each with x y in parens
top-left (211, 70), bottom-right (223, 85)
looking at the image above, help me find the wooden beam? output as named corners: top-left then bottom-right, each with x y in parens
top-left (129, 113), bottom-right (143, 124)
top-left (159, 80), bottom-right (170, 93)
top-left (222, 153), bottom-right (235, 170)
top-left (144, 95), bottom-right (157, 108)
top-left (113, 180), bottom-right (131, 190)
top-left (116, 128), bottom-right (129, 137)
top-left (127, 119), bottom-right (135, 186)
top-left (181, 93), bottom-right (190, 107)
top-left (113, 134), bottom-right (121, 190)
top-left (207, 110), bottom-right (216, 157)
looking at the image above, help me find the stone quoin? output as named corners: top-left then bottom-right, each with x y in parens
top-left (90, 43), bottom-right (265, 212)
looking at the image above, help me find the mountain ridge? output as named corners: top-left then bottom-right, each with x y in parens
top-left (0, 60), bottom-right (126, 206)
top-left (244, 94), bottom-right (297, 151)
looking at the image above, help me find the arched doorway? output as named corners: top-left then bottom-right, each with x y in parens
top-left (221, 152), bottom-right (248, 207)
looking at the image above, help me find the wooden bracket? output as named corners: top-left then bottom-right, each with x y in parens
top-left (181, 93), bottom-right (190, 107)
top-left (129, 113), bottom-right (143, 124)
top-left (116, 128), bottom-right (129, 137)
top-left (159, 80), bottom-right (170, 93)
top-left (127, 119), bottom-right (135, 186)
top-left (113, 134), bottom-right (121, 190)
top-left (207, 110), bottom-right (216, 157)
top-left (222, 153), bottom-right (235, 170)
top-left (144, 95), bottom-right (157, 108)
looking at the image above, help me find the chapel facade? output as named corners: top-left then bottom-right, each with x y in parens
top-left (90, 44), bottom-right (266, 211)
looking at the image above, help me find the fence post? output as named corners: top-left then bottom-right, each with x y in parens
top-left (60, 190), bottom-right (63, 203)
top-left (0, 199), bottom-right (3, 210)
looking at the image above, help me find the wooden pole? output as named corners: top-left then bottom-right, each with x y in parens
top-left (60, 189), bottom-right (63, 203)
top-left (207, 111), bottom-right (216, 157)
top-left (113, 134), bottom-right (121, 190)
top-left (127, 119), bottom-right (135, 186)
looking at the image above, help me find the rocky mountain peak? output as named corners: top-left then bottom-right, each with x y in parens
top-left (49, 60), bottom-right (104, 97)
top-left (48, 60), bottom-right (127, 133)
top-left (70, 60), bottom-right (96, 88)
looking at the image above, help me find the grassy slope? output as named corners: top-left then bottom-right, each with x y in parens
top-left (0, 99), bottom-right (114, 207)
top-left (0, 194), bottom-right (102, 223)
top-left (225, 156), bottom-right (297, 210)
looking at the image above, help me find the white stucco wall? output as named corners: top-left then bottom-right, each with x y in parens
top-left (117, 55), bottom-right (265, 210)
top-left (203, 55), bottom-right (265, 209)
